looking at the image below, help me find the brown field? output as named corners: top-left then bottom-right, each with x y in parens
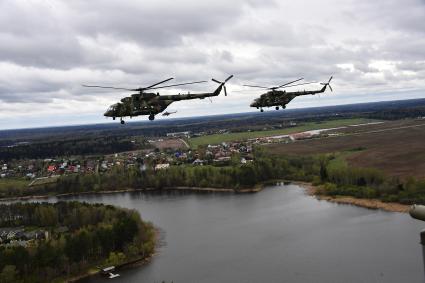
top-left (153, 138), bottom-right (189, 150)
top-left (266, 119), bottom-right (425, 179)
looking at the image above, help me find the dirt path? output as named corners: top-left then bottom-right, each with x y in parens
top-left (179, 138), bottom-right (190, 149)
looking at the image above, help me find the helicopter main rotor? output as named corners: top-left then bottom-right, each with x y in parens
top-left (243, 78), bottom-right (317, 91)
top-left (82, 78), bottom-right (207, 95)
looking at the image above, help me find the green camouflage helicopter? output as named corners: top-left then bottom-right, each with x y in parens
top-left (83, 75), bottom-right (233, 123)
top-left (245, 76), bottom-right (333, 112)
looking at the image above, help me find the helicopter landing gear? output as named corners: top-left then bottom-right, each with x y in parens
top-left (275, 106), bottom-right (279, 110)
top-left (148, 114), bottom-right (155, 121)
top-left (260, 108), bottom-right (264, 112)
top-left (256, 107), bottom-right (259, 109)
top-left (120, 120), bottom-right (125, 125)
top-left (113, 117), bottom-right (116, 120)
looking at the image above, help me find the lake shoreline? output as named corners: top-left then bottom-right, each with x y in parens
top-left (67, 228), bottom-right (159, 283)
top-left (0, 185), bottom-right (263, 202)
top-left (1, 181), bottom-right (410, 213)
top-left (1, 182), bottom-right (410, 213)
top-left (293, 181), bottom-right (410, 213)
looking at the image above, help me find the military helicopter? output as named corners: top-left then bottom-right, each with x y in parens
top-left (245, 76), bottom-right (333, 112)
top-left (162, 110), bottom-right (177, 116)
top-left (83, 75), bottom-right (233, 123)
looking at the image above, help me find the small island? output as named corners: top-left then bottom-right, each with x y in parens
top-left (0, 201), bottom-right (155, 282)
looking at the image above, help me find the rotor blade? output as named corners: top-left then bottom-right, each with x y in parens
top-left (328, 76), bottom-right (333, 83)
top-left (224, 86), bottom-right (227, 96)
top-left (144, 77), bottom-right (174, 90)
top-left (212, 78), bottom-right (221, 84)
top-left (149, 80), bottom-right (208, 90)
top-left (278, 81), bottom-right (317, 89)
top-left (82, 85), bottom-right (134, 91)
top-left (225, 75), bottom-right (234, 82)
top-left (329, 85), bottom-right (333, 92)
top-left (275, 78), bottom-right (304, 89)
top-left (242, 84), bottom-right (269, 89)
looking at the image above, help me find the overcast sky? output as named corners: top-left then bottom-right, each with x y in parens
top-left (1, 0), bottom-right (425, 130)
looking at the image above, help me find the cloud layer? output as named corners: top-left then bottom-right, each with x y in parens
top-left (1, 0), bottom-right (425, 129)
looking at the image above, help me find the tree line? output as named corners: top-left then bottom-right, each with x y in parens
top-left (314, 154), bottom-right (425, 204)
top-left (1, 148), bottom-right (425, 204)
top-left (0, 136), bottom-right (148, 161)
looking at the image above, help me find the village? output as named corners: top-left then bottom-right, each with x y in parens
top-left (0, 226), bottom-right (68, 248)
top-left (0, 125), bottom-right (337, 188)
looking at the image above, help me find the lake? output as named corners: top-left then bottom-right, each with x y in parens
top-left (54, 184), bottom-right (424, 282)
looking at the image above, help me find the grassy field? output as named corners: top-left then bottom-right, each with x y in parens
top-left (0, 178), bottom-right (29, 191)
top-left (266, 119), bottom-right (425, 179)
top-left (188, 118), bottom-right (375, 148)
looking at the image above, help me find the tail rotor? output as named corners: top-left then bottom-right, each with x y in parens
top-left (320, 76), bottom-right (333, 92)
top-left (212, 75), bottom-right (234, 96)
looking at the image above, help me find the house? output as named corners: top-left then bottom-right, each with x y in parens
top-left (23, 230), bottom-right (45, 240)
top-left (166, 131), bottom-right (191, 138)
top-left (5, 240), bottom-right (28, 248)
top-left (155, 164), bottom-right (170, 170)
top-left (192, 159), bottom-right (205, 166)
top-left (47, 165), bottom-right (57, 173)
top-left (86, 161), bottom-right (96, 171)
top-left (213, 156), bottom-right (231, 165)
top-left (26, 173), bottom-right (35, 179)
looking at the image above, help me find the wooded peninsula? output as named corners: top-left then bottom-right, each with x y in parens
top-left (0, 202), bottom-right (155, 283)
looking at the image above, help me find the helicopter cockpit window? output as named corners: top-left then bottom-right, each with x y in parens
top-left (108, 104), bottom-right (118, 112)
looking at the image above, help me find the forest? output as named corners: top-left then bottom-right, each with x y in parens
top-left (0, 202), bottom-right (155, 283)
top-left (0, 136), bottom-right (148, 161)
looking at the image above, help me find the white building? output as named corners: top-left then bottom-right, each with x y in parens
top-left (155, 164), bottom-right (170, 170)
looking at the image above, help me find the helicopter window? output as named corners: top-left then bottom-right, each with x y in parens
top-left (108, 105), bottom-right (117, 112)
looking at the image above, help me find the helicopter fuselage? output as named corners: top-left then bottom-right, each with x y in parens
top-left (104, 82), bottom-right (226, 121)
top-left (250, 85), bottom-right (328, 109)
top-left (104, 92), bottom-right (174, 118)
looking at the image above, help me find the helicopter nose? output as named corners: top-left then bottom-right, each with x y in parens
top-left (104, 110), bottom-right (112, 117)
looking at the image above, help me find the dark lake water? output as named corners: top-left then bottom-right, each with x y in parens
top-left (49, 184), bottom-right (424, 282)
